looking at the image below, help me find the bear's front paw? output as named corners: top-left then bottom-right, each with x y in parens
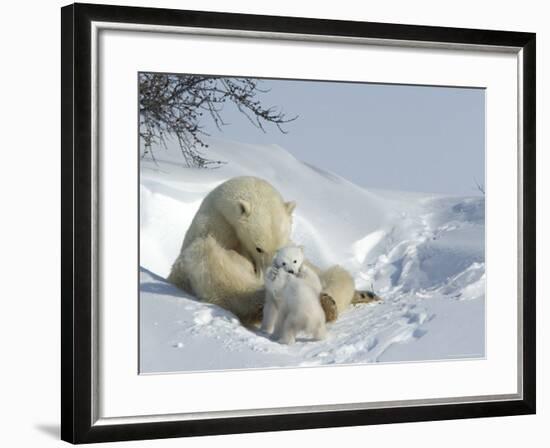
top-left (250, 302), bottom-right (264, 324)
top-left (267, 266), bottom-right (279, 282)
top-left (320, 293), bottom-right (338, 323)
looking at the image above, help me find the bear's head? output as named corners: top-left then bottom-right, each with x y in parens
top-left (235, 196), bottom-right (296, 275)
top-left (219, 177), bottom-right (295, 276)
top-left (272, 245), bottom-right (304, 275)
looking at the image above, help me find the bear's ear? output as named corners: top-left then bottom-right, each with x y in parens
top-left (285, 201), bottom-right (296, 215)
top-left (238, 199), bottom-right (251, 217)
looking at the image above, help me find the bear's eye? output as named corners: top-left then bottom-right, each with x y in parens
top-left (282, 262), bottom-right (286, 266)
top-left (256, 247), bottom-right (263, 254)
top-left (293, 260), bottom-right (297, 263)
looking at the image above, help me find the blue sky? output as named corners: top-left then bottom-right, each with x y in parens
top-left (201, 78), bottom-right (485, 196)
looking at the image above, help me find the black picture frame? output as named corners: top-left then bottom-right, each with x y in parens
top-left (61, 2), bottom-right (536, 444)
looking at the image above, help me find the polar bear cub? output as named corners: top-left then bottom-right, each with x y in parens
top-left (261, 246), bottom-right (326, 344)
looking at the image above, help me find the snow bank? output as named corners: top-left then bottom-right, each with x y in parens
top-left (140, 137), bottom-right (485, 373)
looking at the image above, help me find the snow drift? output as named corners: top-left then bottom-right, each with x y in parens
top-left (139, 137), bottom-right (485, 373)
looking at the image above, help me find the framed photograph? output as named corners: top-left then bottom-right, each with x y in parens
top-left (61, 2), bottom-right (536, 444)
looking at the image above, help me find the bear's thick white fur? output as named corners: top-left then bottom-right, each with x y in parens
top-left (262, 246), bottom-right (326, 344)
top-left (167, 176), bottom-right (356, 325)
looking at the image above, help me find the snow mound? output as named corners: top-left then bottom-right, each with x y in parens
top-left (140, 137), bottom-right (485, 372)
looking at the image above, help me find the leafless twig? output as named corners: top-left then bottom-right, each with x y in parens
top-left (139, 74), bottom-right (297, 168)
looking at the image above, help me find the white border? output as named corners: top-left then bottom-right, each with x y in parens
top-left (95, 23), bottom-right (520, 421)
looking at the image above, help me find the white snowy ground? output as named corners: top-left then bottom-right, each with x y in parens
top-left (139, 138), bottom-right (485, 373)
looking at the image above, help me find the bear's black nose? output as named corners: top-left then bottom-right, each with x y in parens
top-left (288, 269), bottom-right (294, 274)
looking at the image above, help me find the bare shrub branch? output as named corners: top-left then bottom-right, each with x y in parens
top-left (473, 177), bottom-right (485, 195)
top-left (139, 74), bottom-right (297, 168)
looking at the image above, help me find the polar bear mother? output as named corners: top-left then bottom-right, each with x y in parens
top-left (168, 176), bottom-right (361, 325)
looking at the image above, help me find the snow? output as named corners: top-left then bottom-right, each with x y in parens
top-left (139, 137), bottom-right (485, 373)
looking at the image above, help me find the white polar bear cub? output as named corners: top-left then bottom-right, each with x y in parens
top-left (261, 246), bottom-right (326, 344)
